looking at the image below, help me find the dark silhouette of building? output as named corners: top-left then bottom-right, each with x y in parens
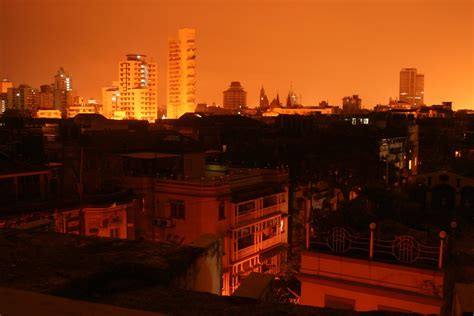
top-left (6, 84), bottom-right (38, 113)
top-left (399, 68), bottom-right (424, 108)
top-left (223, 81), bottom-right (246, 112)
top-left (259, 86), bottom-right (269, 109)
top-left (270, 93), bottom-right (281, 108)
top-left (53, 67), bottom-right (72, 118)
top-left (342, 95), bottom-right (362, 114)
top-left (39, 84), bottom-right (55, 109)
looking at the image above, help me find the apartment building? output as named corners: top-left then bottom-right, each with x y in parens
top-left (120, 152), bottom-right (289, 295)
top-left (118, 54), bottom-right (158, 122)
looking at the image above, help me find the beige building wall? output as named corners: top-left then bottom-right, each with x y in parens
top-left (298, 251), bottom-right (444, 314)
top-left (167, 28), bottom-right (196, 119)
top-left (118, 54), bottom-right (158, 122)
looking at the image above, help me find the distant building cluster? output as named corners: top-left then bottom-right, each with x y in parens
top-left (99, 28), bottom-right (197, 122)
top-left (0, 68), bottom-right (101, 119)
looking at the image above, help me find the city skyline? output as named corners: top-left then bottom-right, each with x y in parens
top-left (1, 0), bottom-right (474, 312)
top-left (1, 0), bottom-right (473, 109)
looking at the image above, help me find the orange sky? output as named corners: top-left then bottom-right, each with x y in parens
top-left (1, 0), bottom-right (473, 109)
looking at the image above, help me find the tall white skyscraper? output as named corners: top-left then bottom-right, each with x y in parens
top-left (399, 68), bottom-right (424, 108)
top-left (167, 28), bottom-right (196, 119)
top-left (118, 54), bottom-right (158, 122)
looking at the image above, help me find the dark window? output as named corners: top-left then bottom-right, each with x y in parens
top-left (263, 195), bottom-right (278, 208)
top-left (218, 201), bottom-right (225, 220)
top-left (238, 201), bottom-right (255, 216)
top-left (428, 176), bottom-right (432, 186)
top-left (171, 200), bottom-right (185, 219)
top-left (439, 174), bottom-right (449, 182)
top-left (456, 178), bottom-right (461, 188)
top-left (237, 227), bottom-right (254, 250)
top-left (238, 234), bottom-right (254, 250)
top-left (378, 305), bottom-right (411, 313)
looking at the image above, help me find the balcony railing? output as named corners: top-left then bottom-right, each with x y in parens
top-left (260, 234), bottom-right (281, 250)
top-left (235, 245), bottom-right (256, 261)
top-left (233, 204), bottom-right (282, 227)
top-left (308, 225), bottom-right (446, 270)
top-left (261, 204), bottom-right (281, 218)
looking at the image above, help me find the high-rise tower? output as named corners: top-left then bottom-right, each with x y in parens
top-left (54, 67), bottom-right (72, 117)
top-left (399, 68), bottom-right (424, 108)
top-left (167, 28), bottom-right (196, 119)
top-left (118, 54), bottom-right (158, 122)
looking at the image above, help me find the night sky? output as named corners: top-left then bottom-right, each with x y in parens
top-left (1, 0), bottom-right (473, 109)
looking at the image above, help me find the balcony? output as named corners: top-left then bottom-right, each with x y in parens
top-left (235, 245), bottom-right (256, 261)
top-left (261, 204), bottom-right (280, 218)
top-left (260, 234), bottom-right (281, 250)
top-left (233, 203), bottom-right (282, 227)
top-left (232, 234), bottom-right (283, 262)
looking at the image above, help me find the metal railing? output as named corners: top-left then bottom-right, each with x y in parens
top-left (308, 224), bottom-right (446, 269)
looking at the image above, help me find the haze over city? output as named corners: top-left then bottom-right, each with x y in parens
top-left (2, 0), bottom-right (474, 315)
top-left (1, 0), bottom-right (473, 109)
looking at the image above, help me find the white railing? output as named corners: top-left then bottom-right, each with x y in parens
top-left (261, 204), bottom-right (281, 217)
top-left (260, 235), bottom-right (281, 250)
top-left (235, 245), bottom-right (256, 261)
top-left (233, 204), bottom-right (283, 226)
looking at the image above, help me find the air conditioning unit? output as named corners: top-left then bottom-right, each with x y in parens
top-left (152, 217), bottom-right (173, 228)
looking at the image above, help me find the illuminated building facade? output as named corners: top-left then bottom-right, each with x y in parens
top-left (36, 109), bottom-right (62, 118)
top-left (81, 205), bottom-right (128, 239)
top-left (67, 104), bottom-right (98, 118)
top-left (117, 54), bottom-right (158, 122)
top-left (154, 168), bottom-right (288, 295)
top-left (263, 106), bottom-right (339, 116)
top-left (399, 68), bottom-right (424, 108)
top-left (120, 152), bottom-right (289, 296)
top-left (223, 81), bottom-right (247, 112)
top-left (167, 28), bottom-right (196, 119)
